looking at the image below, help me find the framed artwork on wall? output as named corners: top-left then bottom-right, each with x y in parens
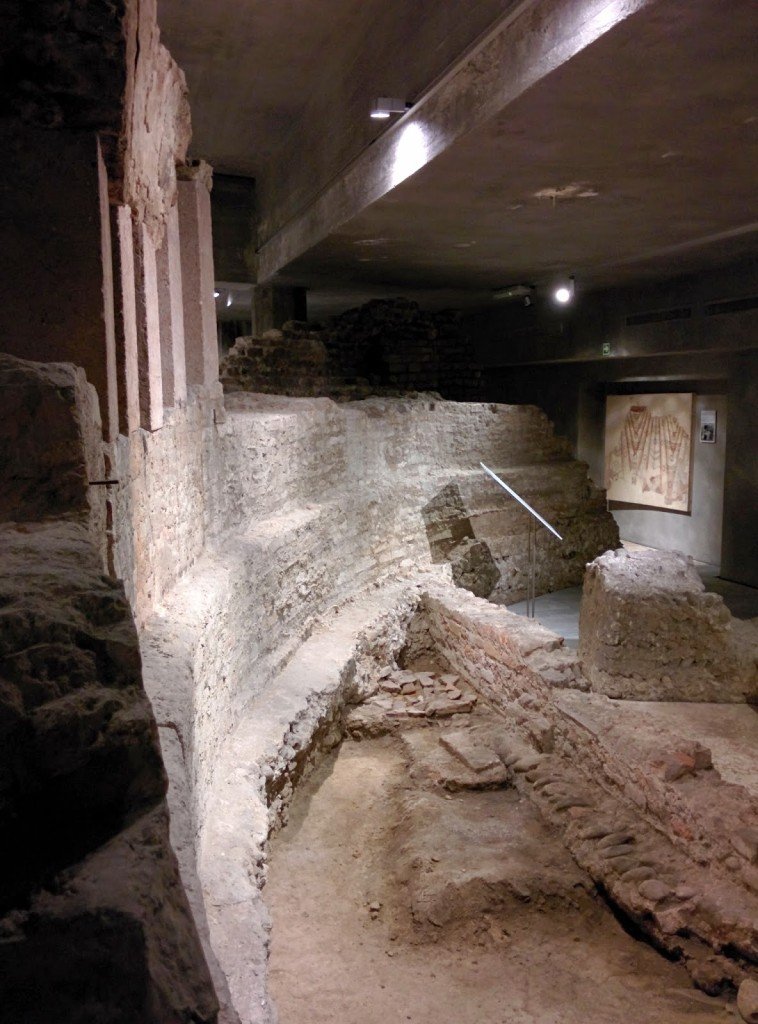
top-left (604, 392), bottom-right (693, 512)
top-left (699, 409), bottom-right (717, 443)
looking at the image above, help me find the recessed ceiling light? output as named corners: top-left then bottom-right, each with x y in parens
top-left (214, 290), bottom-right (220, 298)
top-left (533, 182), bottom-right (599, 202)
top-left (493, 283), bottom-right (533, 301)
top-left (553, 276), bottom-right (576, 305)
top-left (370, 97), bottom-right (411, 120)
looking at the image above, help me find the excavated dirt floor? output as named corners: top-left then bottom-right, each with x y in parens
top-left (267, 731), bottom-right (737, 1024)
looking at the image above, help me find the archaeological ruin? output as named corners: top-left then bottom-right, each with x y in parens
top-left (1, 1), bottom-right (757, 1022)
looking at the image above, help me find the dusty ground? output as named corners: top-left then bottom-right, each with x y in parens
top-left (267, 734), bottom-right (736, 1024)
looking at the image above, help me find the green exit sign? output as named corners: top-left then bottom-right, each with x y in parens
top-left (602, 342), bottom-right (611, 356)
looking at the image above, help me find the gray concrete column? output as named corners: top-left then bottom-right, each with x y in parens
top-left (177, 162), bottom-right (219, 389)
top-left (156, 200), bottom-right (187, 408)
top-left (252, 284), bottom-right (307, 334)
top-left (133, 221), bottom-right (164, 432)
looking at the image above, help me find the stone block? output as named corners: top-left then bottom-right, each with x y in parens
top-left (738, 979), bottom-right (758, 1024)
top-left (579, 549), bottom-right (757, 702)
top-left (0, 354), bottom-right (106, 552)
top-left (439, 729), bottom-right (501, 773)
top-left (448, 536), bottom-right (500, 598)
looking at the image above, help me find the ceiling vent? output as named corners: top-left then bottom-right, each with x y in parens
top-left (704, 295), bottom-right (758, 316)
top-left (625, 307), bottom-right (692, 326)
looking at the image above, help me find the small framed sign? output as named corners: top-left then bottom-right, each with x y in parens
top-left (699, 409), bottom-right (717, 443)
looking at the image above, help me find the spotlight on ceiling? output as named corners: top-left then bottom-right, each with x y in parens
top-left (553, 276), bottom-right (576, 305)
top-left (492, 283), bottom-right (534, 303)
top-left (225, 292), bottom-right (233, 308)
top-left (214, 290), bottom-right (220, 298)
top-left (370, 97), bottom-right (411, 120)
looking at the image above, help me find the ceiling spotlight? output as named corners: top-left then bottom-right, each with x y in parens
top-left (492, 283), bottom-right (534, 302)
top-left (225, 292), bottom-right (233, 308)
top-left (370, 97), bottom-right (411, 120)
top-left (553, 276), bottom-right (575, 305)
top-left (214, 290), bottom-right (220, 298)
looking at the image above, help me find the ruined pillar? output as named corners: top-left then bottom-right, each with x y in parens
top-left (177, 162), bottom-right (219, 389)
top-left (97, 142), bottom-right (119, 442)
top-left (133, 223), bottom-right (164, 431)
top-left (156, 201), bottom-right (187, 408)
top-left (111, 207), bottom-right (140, 434)
top-left (252, 284), bottom-right (308, 333)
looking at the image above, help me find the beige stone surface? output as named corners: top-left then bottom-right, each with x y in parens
top-left (0, 354), bottom-right (218, 1020)
top-left (0, 354), bottom-right (107, 561)
top-left (0, 518), bottom-right (218, 1022)
top-left (579, 548), bottom-right (758, 701)
top-left (739, 978), bottom-right (758, 1023)
top-left (122, 0), bottom-right (191, 246)
top-left (1, 806), bottom-right (218, 1024)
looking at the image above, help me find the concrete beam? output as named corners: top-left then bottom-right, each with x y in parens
top-left (211, 174), bottom-right (256, 283)
top-left (256, 0), bottom-right (657, 281)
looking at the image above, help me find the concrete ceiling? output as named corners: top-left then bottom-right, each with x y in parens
top-left (160, 0), bottom-right (758, 319)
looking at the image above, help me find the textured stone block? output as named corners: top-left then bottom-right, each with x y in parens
top-left (0, 354), bottom-right (106, 552)
top-left (579, 549), bottom-right (758, 701)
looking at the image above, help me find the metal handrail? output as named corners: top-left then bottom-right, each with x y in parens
top-left (480, 462), bottom-right (563, 618)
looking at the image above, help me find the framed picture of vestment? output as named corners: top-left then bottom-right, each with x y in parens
top-left (604, 393), bottom-right (693, 511)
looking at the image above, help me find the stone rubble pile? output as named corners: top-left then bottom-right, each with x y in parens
top-left (344, 666), bottom-right (478, 738)
top-left (220, 297), bottom-right (483, 400)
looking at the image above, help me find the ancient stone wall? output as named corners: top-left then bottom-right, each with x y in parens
top-left (0, 0), bottom-right (222, 1015)
top-left (141, 393), bottom-right (614, 823)
top-left (110, 384), bottom-right (227, 624)
top-left (134, 392), bottom-right (617, 1020)
top-left (221, 298), bottom-right (484, 400)
top-left (0, 355), bottom-right (217, 1023)
top-left (121, 0), bottom-right (192, 244)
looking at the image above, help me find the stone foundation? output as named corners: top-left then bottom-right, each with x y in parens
top-left (147, 570), bottom-right (758, 1020)
top-left (132, 390), bottom-right (613, 1021)
top-left (579, 548), bottom-right (758, 702)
